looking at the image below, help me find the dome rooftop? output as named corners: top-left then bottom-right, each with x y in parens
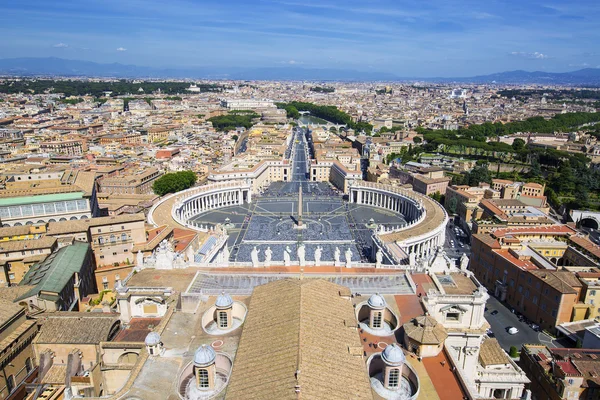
top-left (215, 292), bottom-right (233, 309)
top-left (368, 293), bottom-right (386, 309)
top-left (144, 332), bottom-right (161, 346)
top-left (194, 344), bottom-right (216, 367)
top-left (382, 343), bottom-right (406, 366)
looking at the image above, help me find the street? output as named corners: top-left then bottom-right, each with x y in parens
top-left (484, 296), bottom-right (558, 352)
top-left (443, 222), bottom-right (471, 261)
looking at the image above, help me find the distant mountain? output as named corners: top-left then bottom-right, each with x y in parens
top-left (442, 69), bottom-right (600, 85)
top-left (0, 57), bottom-right (599, 84)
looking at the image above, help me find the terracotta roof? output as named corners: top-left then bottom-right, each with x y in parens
top-left (46, 213), bottom-right (145, 235)
top-left (530, 271), bottom-right (579, 294)
top-left (0, 298), bottom-right (25, 329)
top-left (493, 225), bottom-right (576, 238)
top-left (479, 338), bottom-right (510, 367)
top-left (403, 315), bottom-right (447, 345)
top-left (225, 279), bottom-right (372, 400)
top-left (570, 236), bottom-right (600, 261)
top-left (34, 313), bottom-right (120, 345)
top-left (0, 236), bottom-right (56, 252)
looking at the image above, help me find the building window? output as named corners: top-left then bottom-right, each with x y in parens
top-left (121, 233), bottom-right (127, 241)
top-left (198, 369), bottom-right (209, 388)
top-left (373, 312), bottom-right (382, 328)
top-left (388, 368), bottom-right (399, 388)
top-left (591, 290), bottom-right (597, 296)
top-left (110, 235), bottom-right (116, 243)
top-left (533, 296), bottom-right (538, 305)
top-left (25, 357), bottom-right (33, 373)
top-left (446, 312), bottom-right (460, 322)
top-left (552, 309), bottom-right (557, 317)
top-left (103, 282), bottom-right (109, 290)
top-left (219, 311), bottom-right (228, 328)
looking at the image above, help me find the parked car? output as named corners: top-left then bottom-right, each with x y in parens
top-left (531, 323), bottom-right (540, 331)
top-left (490, 310), bottom-right (499, 316)
top-left (507, 327), bottom-right (519, 335)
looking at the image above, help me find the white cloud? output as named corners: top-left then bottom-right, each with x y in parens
top-left (53, 43), bottom-right (68, 48)
top-left (568, 63), bottom-right (589, 67)
top-left (116, 47), bottom-right (127, 51)
top-left (279, 59), bottom-right (303, 65)
top-left (510, 51), bottom-right (548, 59)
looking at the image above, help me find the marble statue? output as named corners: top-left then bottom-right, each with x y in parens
top-left (284, 246), bottom-right (291, 266)
top-left (314, 246), bottom-right (322, 266)
top-left (345, 248), bottom-right (353, 268)
top-left (297, 244), bottom-right (306, 267)
top-left (375, 248), bottom-right (383, 268)
top-left (334, 247), bottom-right (341, 266)
top-left (460, 253), bottom-right (469, 271)
top-left (154, 239), bottom-right (175, 270)
top-left (251, 246), bottom-right (260, 268)
top-left (264, 246), bottom-right (273, 267)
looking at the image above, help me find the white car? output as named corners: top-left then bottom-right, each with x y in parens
top-left (507, 327), bottom-right (519, 335)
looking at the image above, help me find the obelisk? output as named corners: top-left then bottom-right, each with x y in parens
top-left (297, 186), bottom-right (303, 228)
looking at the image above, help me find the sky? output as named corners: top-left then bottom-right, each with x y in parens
top-left (0, 0), bottom-right (599, 77)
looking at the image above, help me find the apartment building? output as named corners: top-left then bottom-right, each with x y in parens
top-left (0, 297), bottom-right (38, 399)
top-left (411, 167), bottom-right (451, 196)
top-left (0, 236), bottom-right (57, 285)
top-left (469, 226), bottom-right (593, 333)
top-left (520, 345), bottom-right (600, 400)
top-left (98, 167), bottom-right (162, 195)
top-left (39, 139), bottom-right (86, 156)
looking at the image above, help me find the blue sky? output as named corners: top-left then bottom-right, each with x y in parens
top-left (1, 0), bottom-right (599, 77)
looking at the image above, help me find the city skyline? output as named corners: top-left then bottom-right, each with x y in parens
top-left (1, 0), bottom-right (599, 77)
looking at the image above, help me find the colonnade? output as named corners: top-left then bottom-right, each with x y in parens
top-left (349, 182), bottom-right (447, 263)
top-left (172, 183), bottom-right (252, 225)
top-left (352, 189), bottom-right (421, 222)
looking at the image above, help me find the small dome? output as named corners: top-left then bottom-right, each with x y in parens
top-left (382, 343), bottom-right (406, 366)
top-left (215, 292), bottom-right (233, 309)
top-left (145, 332), bottom-right (161, 346)
top-left (368, 293), bottom-right (386, 309)
top-left (194, 345), bottom-right (216, 367)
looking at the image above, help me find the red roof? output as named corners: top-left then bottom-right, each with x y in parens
top-left (556, 360), bottom-right (581, 376)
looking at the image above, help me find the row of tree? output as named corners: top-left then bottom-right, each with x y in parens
top-left (0, 79), bottom-right (224, 97)
top-left (207, 112), bottom-right (260, 132)
top-left (498, 89), bottom-right (600, 101)
top-left (275, 101), bottom-right (374, 133)
top-left (152, 171), bottom-right (197, 196)
top-left (309, 86), bottom-right (335, 93)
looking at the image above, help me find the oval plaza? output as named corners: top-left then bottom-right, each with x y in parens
top-left (150, 128), bottom-right (447, 269)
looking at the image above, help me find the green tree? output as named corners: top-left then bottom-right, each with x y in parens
top-left (446, 197), bottom-right (458, 214)
top-left (512, 138), bottom-right (526, 151)
top-left (509, 346), bottom-right (519, 358)
top-left (152, 171), bottom-right (198, 196)
top-left (465, 165), bottom-right (492, 186)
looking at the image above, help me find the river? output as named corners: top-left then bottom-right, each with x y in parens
top-left (298, 114), bottom-right (331, 125)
